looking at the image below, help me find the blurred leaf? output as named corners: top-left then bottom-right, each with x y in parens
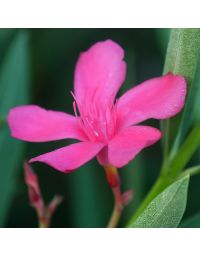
top-left (155, 28), bottom-right (171, 56)
top-left (0, 31), bottom-right (30, 226)
top-left (161, 29), bottom-right (200, 159)
top-left (128, 175), bottom-right (189, 228)
top-left (180, 212), bottom-right (200, 228)
top-left (120, 155), bottom-right (146, 226)
top-left (0, 29), bottom-right (16, 65)
top-left (66, 161), bottom-right (111, 228)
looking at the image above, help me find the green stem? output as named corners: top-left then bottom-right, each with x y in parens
top-left (161, 119), bottom-right (170, 164)
top-left (179, 165), bottom-right (200, 179)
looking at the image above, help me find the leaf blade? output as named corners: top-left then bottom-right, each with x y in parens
top-left (0, 30), bottom-right (30, 226)
top-left (161, 29), bottom-right (200, 159)
top-left (128, 175), bottom-right (189, 228)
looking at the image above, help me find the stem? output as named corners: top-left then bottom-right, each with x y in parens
top-left (107, 186), bottom-right (123, 228)
top-left (39, 220), bottom-right (48, 228)
top-left (37, 211), bottom-right (50, 228)
top-left (178, 165), bottom-right (200, 179)
top-left (104, 166), bottom-right (123, 228)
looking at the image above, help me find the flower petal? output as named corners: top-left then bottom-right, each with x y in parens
top-left (8, 105), bottom-right (86, 142)
top-left (74, 40), bottom-right (126, 109)
top-left (29, 141), bottom-right (104, 173)
top-left (116, 73), bottom-right (186, 128)
top-left (107, 126), bottom-right (162, 168)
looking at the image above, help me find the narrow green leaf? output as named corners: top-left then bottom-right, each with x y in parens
top-left (161, 29), bottom-right (200, 159)
top-left (0, 31), bottom-right (30, 226)
top-left (128, 175), bottom-right (189, 228)
top-left (180, 212), bottom-right (200, 228)
top-left (169, 121), bottom-right (200, 176)
top-left (66, 161), bottom-right (111, 228)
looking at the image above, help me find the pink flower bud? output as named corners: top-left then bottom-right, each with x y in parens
top-left (24, 161), bottom-right (44, 217)
top-left (24, 161), bottom-right (63, 227)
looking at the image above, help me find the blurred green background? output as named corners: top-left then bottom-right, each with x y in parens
top-left (0, 28), bottom-right (199, 228)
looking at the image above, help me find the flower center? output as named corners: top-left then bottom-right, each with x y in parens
top-left (72, 92), bottom-right (117, 143)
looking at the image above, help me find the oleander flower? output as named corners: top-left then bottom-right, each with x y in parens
top-left (8, 40), bottom-right (186, 172)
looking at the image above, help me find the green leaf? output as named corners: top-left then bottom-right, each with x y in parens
top-left (163, 29), bottom-right (200, 84)
top-left (161, 29), bottom-right (200, 159)
top-left (0, 31), bottom-right (30, 226)
top-left (180, 212), bottom-right (200, 228)
top-left (171, 55), bottom-right (200, 159)
top-left (169, 121), bottom-right (200, 176)
top-left (128, 175), bottom-right (189, 228)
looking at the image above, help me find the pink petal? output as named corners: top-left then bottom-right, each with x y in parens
top-left (74, 40), bottom-right (126, 109)
top-left (116, 73), bottom-right (186, 128)
top-left (107, 126), bottom-right (162, 168)
top-left (8, 105), bottom-right (86, 142)
top-left (29, 141), bottom-right (104, 173)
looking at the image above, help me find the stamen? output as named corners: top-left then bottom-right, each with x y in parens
top-left (73, 101), bottom-right (78, 117)
top-left (71, 91), bottom-right (83, 116)
top-left (70, 92), bottom-right (117, 143)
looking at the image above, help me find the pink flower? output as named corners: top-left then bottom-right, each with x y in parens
top-left (8, 40), bottom-right (186, 173)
